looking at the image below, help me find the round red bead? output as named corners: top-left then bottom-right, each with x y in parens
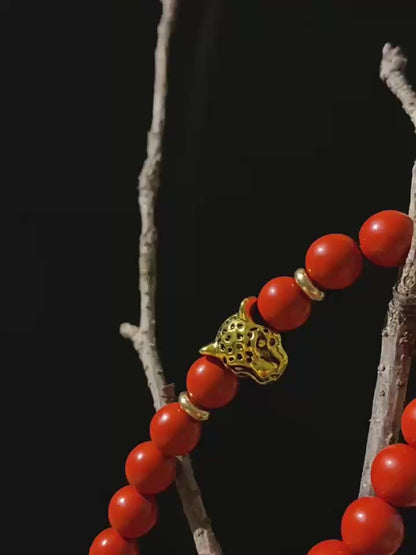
top-left (305, 234), bottom-right (363, 290)
top-left (341, 496), bottom-right (404, 555)
top-left (89, 528), bottom-right (139, 555)
top-left (402, 398), bottom-right (416, 448)
top-left (108, 486), bottom-right (157, 539)
top-left (371, 443), bottom-right (416, 507)
top-left (257, 276), bottom-right (312, 331)
top-left (359, 210), bottom-right (413, 267)
top-left (308, 540), bottom-right (352, 555)
top-left (187, 356), bottom-right (239, 409)
top-left (125, 441), bottom-right (176, 495)
top-left (150, 402), bottom-right (202, 456)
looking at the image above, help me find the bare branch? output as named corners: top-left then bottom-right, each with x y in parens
top-left (380, 43), bottom-right (416, 131)
top-left (359, 44), bottom-right (416, 497)
top-left (120, 1), bottom-right (222, 553)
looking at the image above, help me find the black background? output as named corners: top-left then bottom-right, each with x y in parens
top-left (3, 1), bottom-right (416, 553)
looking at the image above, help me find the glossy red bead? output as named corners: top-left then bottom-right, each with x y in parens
top-left (341, 496), bottom-right (404, 555)
top-left (125, 441), bottom-right (176, 495)
top-left (359, 210), bottom-right (413, 267)
top-left (150, 402), bottom-right (202, 456)
top-left (371, 443), bottom-right (416, 507)
top-left (187, 356), bottom-right (239, 409)
top-left (305, 234), bottom-right (363, 290)
top-left (108, 486), bottom-right (157, 539)
top-left (89, 528), bottom-right (139, 555)
top-left (308, 540), bottom-right (353, 555)
top-left (401, 398), bottom-right (416, 448)
top-left (257, 276), bottom-right (312, 331)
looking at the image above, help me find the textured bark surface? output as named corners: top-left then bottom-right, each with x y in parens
top-left (359, 44), bottom-right (416, 497)
top-left (120, 1), bottom-right (222, 553)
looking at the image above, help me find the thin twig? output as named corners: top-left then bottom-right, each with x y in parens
top-left (359, 43), bottom-right (416, 497)
top-left (119, 1), bottom-right (222, 553)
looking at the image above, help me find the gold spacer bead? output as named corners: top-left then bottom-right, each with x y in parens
top-left (178, 392), bottom-right (210, 422)
top-left (294, 268), bottom-right (325, 301)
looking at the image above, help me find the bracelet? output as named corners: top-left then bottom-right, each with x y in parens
top-left (90, 209), bottom-right (415, 555)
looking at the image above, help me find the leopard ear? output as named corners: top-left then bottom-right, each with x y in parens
top-left (238, 297), bottom-right (256, 321)
top-left (199, 343), bottom-right (218, 357)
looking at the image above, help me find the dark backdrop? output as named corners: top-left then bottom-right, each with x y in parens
top-left (3, 1), bottom-right (416, 554)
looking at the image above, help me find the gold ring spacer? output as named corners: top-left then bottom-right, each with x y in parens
top-left (294, 268), bottom-right (325, 301)
top-left (178, 392), bottom-right (210, 422)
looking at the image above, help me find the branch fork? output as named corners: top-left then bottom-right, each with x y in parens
top-left (359, 43), bottom-right (416, 497)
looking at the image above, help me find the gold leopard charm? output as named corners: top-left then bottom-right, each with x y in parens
top-left (200, 297), bottom-right (288, 384)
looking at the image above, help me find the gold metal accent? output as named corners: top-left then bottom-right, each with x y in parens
top-left (178, 392), bottom-right (210, 421)
top-left (294, 268), bottom-right (325, 301)
top-left (200, 297), bottom-right (288, 385)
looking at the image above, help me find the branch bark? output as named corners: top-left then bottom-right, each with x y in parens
top-left (359, 43), bottom-right (416, 497)
top-left (120, 2), bottom-right (222, 553)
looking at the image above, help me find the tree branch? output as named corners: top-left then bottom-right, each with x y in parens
top-left (359, 43), bottom-right (416, 497)
top-left (120, 2), bottom-right (222, 553)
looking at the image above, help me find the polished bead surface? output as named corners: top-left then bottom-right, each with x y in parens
top-left (308, 539), bottom-right (353, 554)
top-left (341, 496), bottom-right (404, 555)
top-left (359, 210), bottom-right (413, 267)
top-left (371, 443), bottom-right (416, 507)
top-left (401, 398), bottom-right (416, 448)
top-left (257, 276), bottom-right (312, 331)
top-left (125, 441), bottom-right (176, 495)
top-left (305, 234), bottom-right (363, 290)
top-left (150, 402), bottom-right (202, 456)
top-left (108, 486), bottom-right (157, 539)
top-left (187, 356), bottom-right (239, 409)
top-left (89, 528), bottom-right (139, 555)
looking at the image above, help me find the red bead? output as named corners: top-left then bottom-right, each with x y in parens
top-left (89, 528), bottom-right (139, 555)
top-left (402, 398), bottom-right (416, 448)
top-left (257, 276), bottom-right (312, 331)
top-left (187, 356), bottom-right (239, 409)
top-left (108, 486), bottom-right (157, 539)
top-left (371, 443), bottom-right (416, 507)
top-left (359, 210), bottom-right (413, 267)
top-left (150, 402), bottom-right (202, 456)
top-left (305, 234), bottom-right (363, 290)
top-left (341, 496), bottom-right (404, 555)
top-left (125, 441), bottom-right (176, 495)
top-left (308, 540), bottom-right (353, 554)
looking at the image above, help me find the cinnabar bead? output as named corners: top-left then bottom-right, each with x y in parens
top-left (108, 486), bottom-right (157, 539)
top-left (187, 356), bottom-right (239, 409)
top-left (308, 540), bottom-right (352, 555)
top-left (402, 398), bottom-right (416, 448)
top-left (257, 276), bottom-right (312, 331)
top-left (150, 402), bottom-right (202, 456)
top-left (341, 496), bottom-right (404, 555)
top-left (89, 528), bottom-right (139, 555)
top-left (305, 234), bottom-right (363, 290)
top-left (125, 441), bottom-right (176, 495)
top-left (371, 443), bottom-right (416, 507)
top-left (359, 210), bottom-right (413, 267)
